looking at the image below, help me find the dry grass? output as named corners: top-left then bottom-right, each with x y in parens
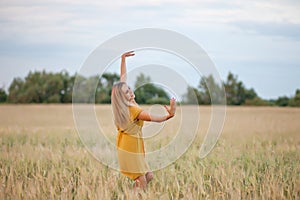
top-left (0, 105), bottom-right (299, 199)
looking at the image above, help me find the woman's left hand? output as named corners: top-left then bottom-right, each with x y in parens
top-left (164, 98), bottom-right (176, 118)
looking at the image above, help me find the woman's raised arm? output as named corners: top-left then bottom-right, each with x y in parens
top-left (120, 51), bottom-right (135, 82)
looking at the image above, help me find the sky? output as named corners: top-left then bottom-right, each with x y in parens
top-left (0, 0), bottom-right (300, 99)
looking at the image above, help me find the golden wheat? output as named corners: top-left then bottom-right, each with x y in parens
top-left (0, 105), bottom-right (299, 199)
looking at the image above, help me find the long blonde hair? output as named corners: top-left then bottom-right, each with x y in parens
top-left (111, 82), bottom-right (130, 130)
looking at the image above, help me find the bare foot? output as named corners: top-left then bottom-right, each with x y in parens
top-left (134, 175), bottom-right (147, 190)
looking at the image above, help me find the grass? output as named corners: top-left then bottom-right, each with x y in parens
top-left (0, 105), bottom-right (299, 199)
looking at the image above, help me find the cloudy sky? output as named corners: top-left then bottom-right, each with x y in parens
top-left (0, 0), bottom-right (299, 99)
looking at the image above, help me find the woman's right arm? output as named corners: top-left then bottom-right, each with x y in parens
top-left (137, 98), bottom-right (176, 122)
top-left (120, 51), bottom-right (135, 82)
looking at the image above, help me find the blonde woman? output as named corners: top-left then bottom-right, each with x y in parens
top-left (111, 51), bottom-right (176, 189)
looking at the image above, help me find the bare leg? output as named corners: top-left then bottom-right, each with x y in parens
top-left (145, 171), bottom-right (153, 183)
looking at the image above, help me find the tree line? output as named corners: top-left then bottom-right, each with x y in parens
top-left (0, 70), bottom-right (299, 106)
top-left (0, 70), bottom-right (169, 104)
top-left (182, 72), bottom-right (300, 106)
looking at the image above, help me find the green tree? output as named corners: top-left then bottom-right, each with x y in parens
top-left (8, 78), bottom-right (25, 103)
top-left (7, 70), bottom-right (121, 104)
top-left (275, 96), bottom-right (290, 107)
top-left (72, 75), bottom-right (97, 103)
top-left (60, 70), bottom-right (75, 103)
top-left (182, 75), bottom-right (224, 105)
top-left (288, 89), bottom-right (300, 107)
top-left (0, 88), bottom-right (7, 103)
top-left (8, 70), bottom-right (69, 103)
top-left (134, 73), bottom-right (169, 104)
top-left (198, 75), bottom-right (223, 105)
top-left (182, 86), bottom-right (201, 104)
top-left (23, 71), bottom-right (46, 103)
top-left (96, 73), bottom-right (119, 103)
top-left (244, 97), bottom-right (270, 106)
top-left (224, 72), bottom-right (257, 105)
top-left (197, 77), bottom-right (210, 105)
top-left (73, 72), bottom-right (119, 104)
top-left (44, 72), bottom-right (64, 103)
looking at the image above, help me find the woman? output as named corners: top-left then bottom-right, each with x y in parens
top-left (111, 51), bottom-right (176, 189)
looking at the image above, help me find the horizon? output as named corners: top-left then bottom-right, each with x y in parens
top-left (3, 66), bottom-right (298, 101)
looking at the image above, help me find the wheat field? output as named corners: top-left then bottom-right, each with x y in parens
top-left (0, 105), bottom-right (299, 199)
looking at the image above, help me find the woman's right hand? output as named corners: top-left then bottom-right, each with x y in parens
top-left (121, 51), bottom-right (135, 59)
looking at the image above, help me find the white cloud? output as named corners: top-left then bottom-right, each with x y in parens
top-left (1, 0), bottom-right (299, 45)
top-left (177, 0), bottom-right (300, 25)
top-left (0, 0), bottom-right (300, 98)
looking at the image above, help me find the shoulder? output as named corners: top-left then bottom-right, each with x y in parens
top-left (129, 105), bottom-right (143, 121)
top-left (129, 105), bottom-right (142, 114)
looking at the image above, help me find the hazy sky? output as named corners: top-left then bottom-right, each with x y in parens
top-left (0, 0), bottom-right (299, 99)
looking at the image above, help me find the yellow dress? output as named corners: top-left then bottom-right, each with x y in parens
top-left (116, 106), bottom-right (150, 180)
